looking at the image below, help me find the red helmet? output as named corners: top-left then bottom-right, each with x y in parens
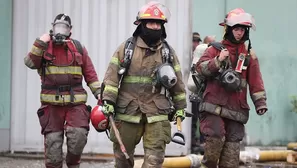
top-left (219, 8), bottom-right (256, 30)
top-left (134, 1), bottom-right (171, 25)
top-left (90, 105), bottom-right (109, 132)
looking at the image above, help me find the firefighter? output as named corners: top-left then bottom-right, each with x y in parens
top-left (24, 14), bottom-right (101, 168)
top-left (101, 1), bottom-right (187, 168)
top-left (196, 8), bottom-right (267, 167)
top-left (192, 32), bottom-right (202, 52)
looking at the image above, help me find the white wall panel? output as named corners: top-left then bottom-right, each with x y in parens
top-left (11, 0), bottom-right (192, 156)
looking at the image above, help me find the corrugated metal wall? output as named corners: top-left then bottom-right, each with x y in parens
top-left (11, 0), bottom-right (192, 155)
top-left (193, 0), bottom-right (297, 146)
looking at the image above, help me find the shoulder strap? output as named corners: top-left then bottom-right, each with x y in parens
top-left (120, 37), bottom-right (137, 68)
top-left (118, 37), bottom-right (137, 88)
top-left (243, 39), bottom-right (252, 67)
top-left (124, 37), bottom-right (137, 61)
top-left (208, 42), bottom-right (226, 51)
top-left (72, 39), bottom-right (84, 55)
top-left (161, 40), bottom-right (173, 63)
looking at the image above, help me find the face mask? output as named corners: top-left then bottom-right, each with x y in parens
top-left (140, 24), bottom-right (162, 46)
top-left (52, 22), bottom-right (71, 44)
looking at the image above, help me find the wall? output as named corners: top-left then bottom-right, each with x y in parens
top-left (11, 0), bottom-right (192, 155)
top-left (0, 0), bottom-right (12, 152)
top-left (193, 0), bottom-right (297, 146)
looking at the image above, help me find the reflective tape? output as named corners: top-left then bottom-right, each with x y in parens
top-left (104, 85), bottom-right (118, 94)
top-left (30, 45), bottom-right (43, 56)
top-left (44, 66), bottom-right (82, 75)
top-left (123, 76), bottom-right (152, 84)
top-left (173, 93), bottom-right (186, 102)
top-left (110, 57), bottom-right (120, 66)
top-left (89, 81), bottom-right (101, 93)
top-left (174, 64), bottom-right (181, 72)
top-left (252, 91), bottom-right (266, 102)
top-left (40, 93), bottom-right (87, 104)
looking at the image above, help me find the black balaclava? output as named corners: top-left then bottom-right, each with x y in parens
top-left (224, 24), bottom-right (250, 44)
top-left (133, 19), bottom-right (166, 47)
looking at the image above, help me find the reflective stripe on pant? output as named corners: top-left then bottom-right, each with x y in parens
top-left (110, 116), bottom-right (171, 168)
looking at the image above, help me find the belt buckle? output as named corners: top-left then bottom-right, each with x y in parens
top-left (214, 106), bottom-right (222, 115)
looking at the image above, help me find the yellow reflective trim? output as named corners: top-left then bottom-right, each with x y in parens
top-left (44, 66), bottom-right (82, 75)
top-left (115, 113), bottom-right (168, 123)
top-left (252, 91), bottom-right (266, 102)
top-left (115, 113), bottom-right (141, 123)
top-left (40, 94), bottom-right (87, 104)
top-left (110, 57), bottom-right (120, 65)
top-left (24, 56), bottom-right (36, 69)
top-left (30, 45), bottom-right (43, 56)
top-left (147, 115), bottom-right (168, 123)
top-left (123, 76), bottom-right (152, 84)
top-left (104, 85), bottom-right (118, 94)
top-left (173, 93), bottom-right (186, 101)
top-left (88, 81), bottom-right (101, 92)
top-left (174, 64), bottom-right (181, 72)
top-left (141, 14), bottom-right (151, 17)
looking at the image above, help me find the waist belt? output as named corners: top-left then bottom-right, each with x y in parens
top-left (41, 84), bottom-right (82, 103)
top-left (199, 102), bottom-right (249, 124)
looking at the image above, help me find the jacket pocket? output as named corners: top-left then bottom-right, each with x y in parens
top-left (153, 97), bottom-right (171, 114)
top-left (203, 82), bottom-right (228, 106)
top-left (37, 105), bottom-right (50, 135)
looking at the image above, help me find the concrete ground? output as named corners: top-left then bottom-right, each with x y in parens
top-left (0, 157), bottom-right (114, 168)
top-left (1, 154), bottom-right (297, 168)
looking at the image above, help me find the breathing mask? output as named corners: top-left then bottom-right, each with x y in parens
top-left (156, 63), bottom-right (177, 89)
top-left (219, 68), bottom-right (242, 92)
top-left (51, 17), bottom-right (72, 44)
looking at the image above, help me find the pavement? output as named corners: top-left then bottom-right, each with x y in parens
top-left (1, 153), bottom-right (297, 168)
top-left (0, 157), bottom-right (114, 168)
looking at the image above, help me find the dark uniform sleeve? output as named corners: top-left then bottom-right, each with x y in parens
top-left (81, 45), bottom-right (101, 99)
top-left (247, 50), bottom-right (267, 111)
top-left (196, 46), bottom-right (221, 77)
top-left (169, 48), bottom-right (187, 110)
top-left (24, 38), bottom-right (48, 69)
top-left (102, 42), bottom-right (125, 104)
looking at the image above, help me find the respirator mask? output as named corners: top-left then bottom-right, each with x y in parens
top-left (219, 67), bottom-right (242, 92)
top-left (51, 20), bottom-right (71, 44)
top-left (156, 63), bottom-right (177, 89)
